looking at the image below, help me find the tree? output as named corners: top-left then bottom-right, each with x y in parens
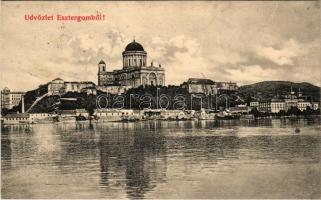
top-left (249, 107), bottom-right (261, 118)
top-left (286, 106), bottom-right (301, 116)
top-left (278, 110), bottom-right (286, 116)
top-left (0, 108), bottom-right (10, 116)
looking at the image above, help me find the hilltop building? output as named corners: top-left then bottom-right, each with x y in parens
top-left (1, 87), bottom-right (25, 109)
top-left (48, 78), bottom-right (95, 95)
top-left (181, 78), bottom-right (217, 95)
top-left (97, 40), bottom-right (165, 92)
top-left (47, 39), bottom-right (167, 97)
top-left (181, 78), bottom-right (238, 95)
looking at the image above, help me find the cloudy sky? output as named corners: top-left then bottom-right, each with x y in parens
top-left (1, 1), bottom-right (320, 91)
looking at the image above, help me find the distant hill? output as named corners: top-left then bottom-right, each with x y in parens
top-left (238, 81), bottom-right (320, 101)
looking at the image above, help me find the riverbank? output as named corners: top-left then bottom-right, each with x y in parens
top-left (2, 110), bottom-right (320, 125)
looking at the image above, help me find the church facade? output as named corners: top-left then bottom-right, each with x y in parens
top-left (98, 40), bottom-right (165, 89)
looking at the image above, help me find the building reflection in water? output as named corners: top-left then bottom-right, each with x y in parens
top-left (1, 129), bottom-right (12, 170)
top-left (54, 123), bottom-right (100, 175)
top-left (1, 125), bottom-right (36, 171)
top-left (98, 121), bottom-right (167, 199)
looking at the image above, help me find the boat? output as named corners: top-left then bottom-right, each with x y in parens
top-left (215, 110), bottom-right (240, 120)
top-left (240, 114), bottom-right (255, 120)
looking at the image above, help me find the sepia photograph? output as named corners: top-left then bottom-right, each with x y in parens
top-left (1, 1), bottom-right (320, 199)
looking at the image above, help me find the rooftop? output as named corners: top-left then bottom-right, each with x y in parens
top-left (124, 40), bottom-right (145, 52)
top-left (186, 78), bottom-right (215, 85)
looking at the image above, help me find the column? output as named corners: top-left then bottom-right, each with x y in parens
top-left (21, 95), bottom-right (25, 113)
top-left (163, 75), bottom-right (165, 86)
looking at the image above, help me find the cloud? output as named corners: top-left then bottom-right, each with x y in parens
top-left (255, 38), bottom-right (303, 66)
top-left (51, 30), bottom-right (127, 67)
top-left (224, 65), bottom-right (281, 84)
top-left (1, 1), bottom-right (320, 91)
top-left (147, 35), bottom-right (209, 85)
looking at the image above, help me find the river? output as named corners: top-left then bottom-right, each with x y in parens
top-left (1, 118), bottom-right (320, 199)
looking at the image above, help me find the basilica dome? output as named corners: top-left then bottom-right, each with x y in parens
top-left (125, 40), bottom-right (144, 52)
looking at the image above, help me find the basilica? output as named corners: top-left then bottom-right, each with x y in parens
top-left (97, 40), bottom-right (165, 90)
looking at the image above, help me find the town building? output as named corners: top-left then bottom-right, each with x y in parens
top-left (216, 81), bottom-right (238, 91)
top-left (284, 90), bottom-right (298, 110)
top-left (2, 113), bottom-right (30, 124)
top-left (96, 85), bottom-right (132, 95)
top-left (81, 86), bottom-right (97, 95)
top-left (29, 113), bottom-right (55, 123)
top-left (94, 109), bottom-right (141, 121)
top-left (160, 109), bottom-right (188, 120)
top-left (311, 102), bottom-right (319, 110)
top-left (229, 105), bottom-right (251, 114)
top-left (75, 109), bottom-right (90, 119)
top-left (270, 100), bottom-right (286, 113)
top-left (98, 40), bottom-right (165, 91)
top-left (249, 101), bottom-right (259, 109)
top-left (1, 87), bottom-right (25, 109)
top-left (252, 89), bottom-right (317, 113)
top-left (258, 100), bottom-right (272, 113)
top-left (180, 78), bottom-right (238, 95)
top-left (297, 100), bottom-right (311, 111)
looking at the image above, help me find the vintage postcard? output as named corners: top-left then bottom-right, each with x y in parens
top-left (1, 1), bottom-right (320, 199)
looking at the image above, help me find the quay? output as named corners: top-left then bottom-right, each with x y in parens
top-left (1, 108), bottom-right (222, 125)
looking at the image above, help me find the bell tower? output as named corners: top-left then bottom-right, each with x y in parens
top-left (97, 59), bottom-right (114, 86)
top-left (98, 60), bottom-right (106, 73)
top-left (98, 60), bottom-right (106, 86)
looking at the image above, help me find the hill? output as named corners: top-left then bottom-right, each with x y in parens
top-left (238, 81), bottom-right (320, 101)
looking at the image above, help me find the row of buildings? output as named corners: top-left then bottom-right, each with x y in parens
top-left (250, 90), bottom-right (319, 113)
top-left (2, 108), bottom-right (214, 124)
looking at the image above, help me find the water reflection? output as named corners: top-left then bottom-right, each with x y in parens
top-left (1, 131), bottom-right (12, 170)
top-left (99, 122), bottom-right (167, 198)
top-left (1, 118), bottom-right (320, 199)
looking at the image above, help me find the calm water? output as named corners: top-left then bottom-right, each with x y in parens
top-left (1, 118), bottom-right (321, 199)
